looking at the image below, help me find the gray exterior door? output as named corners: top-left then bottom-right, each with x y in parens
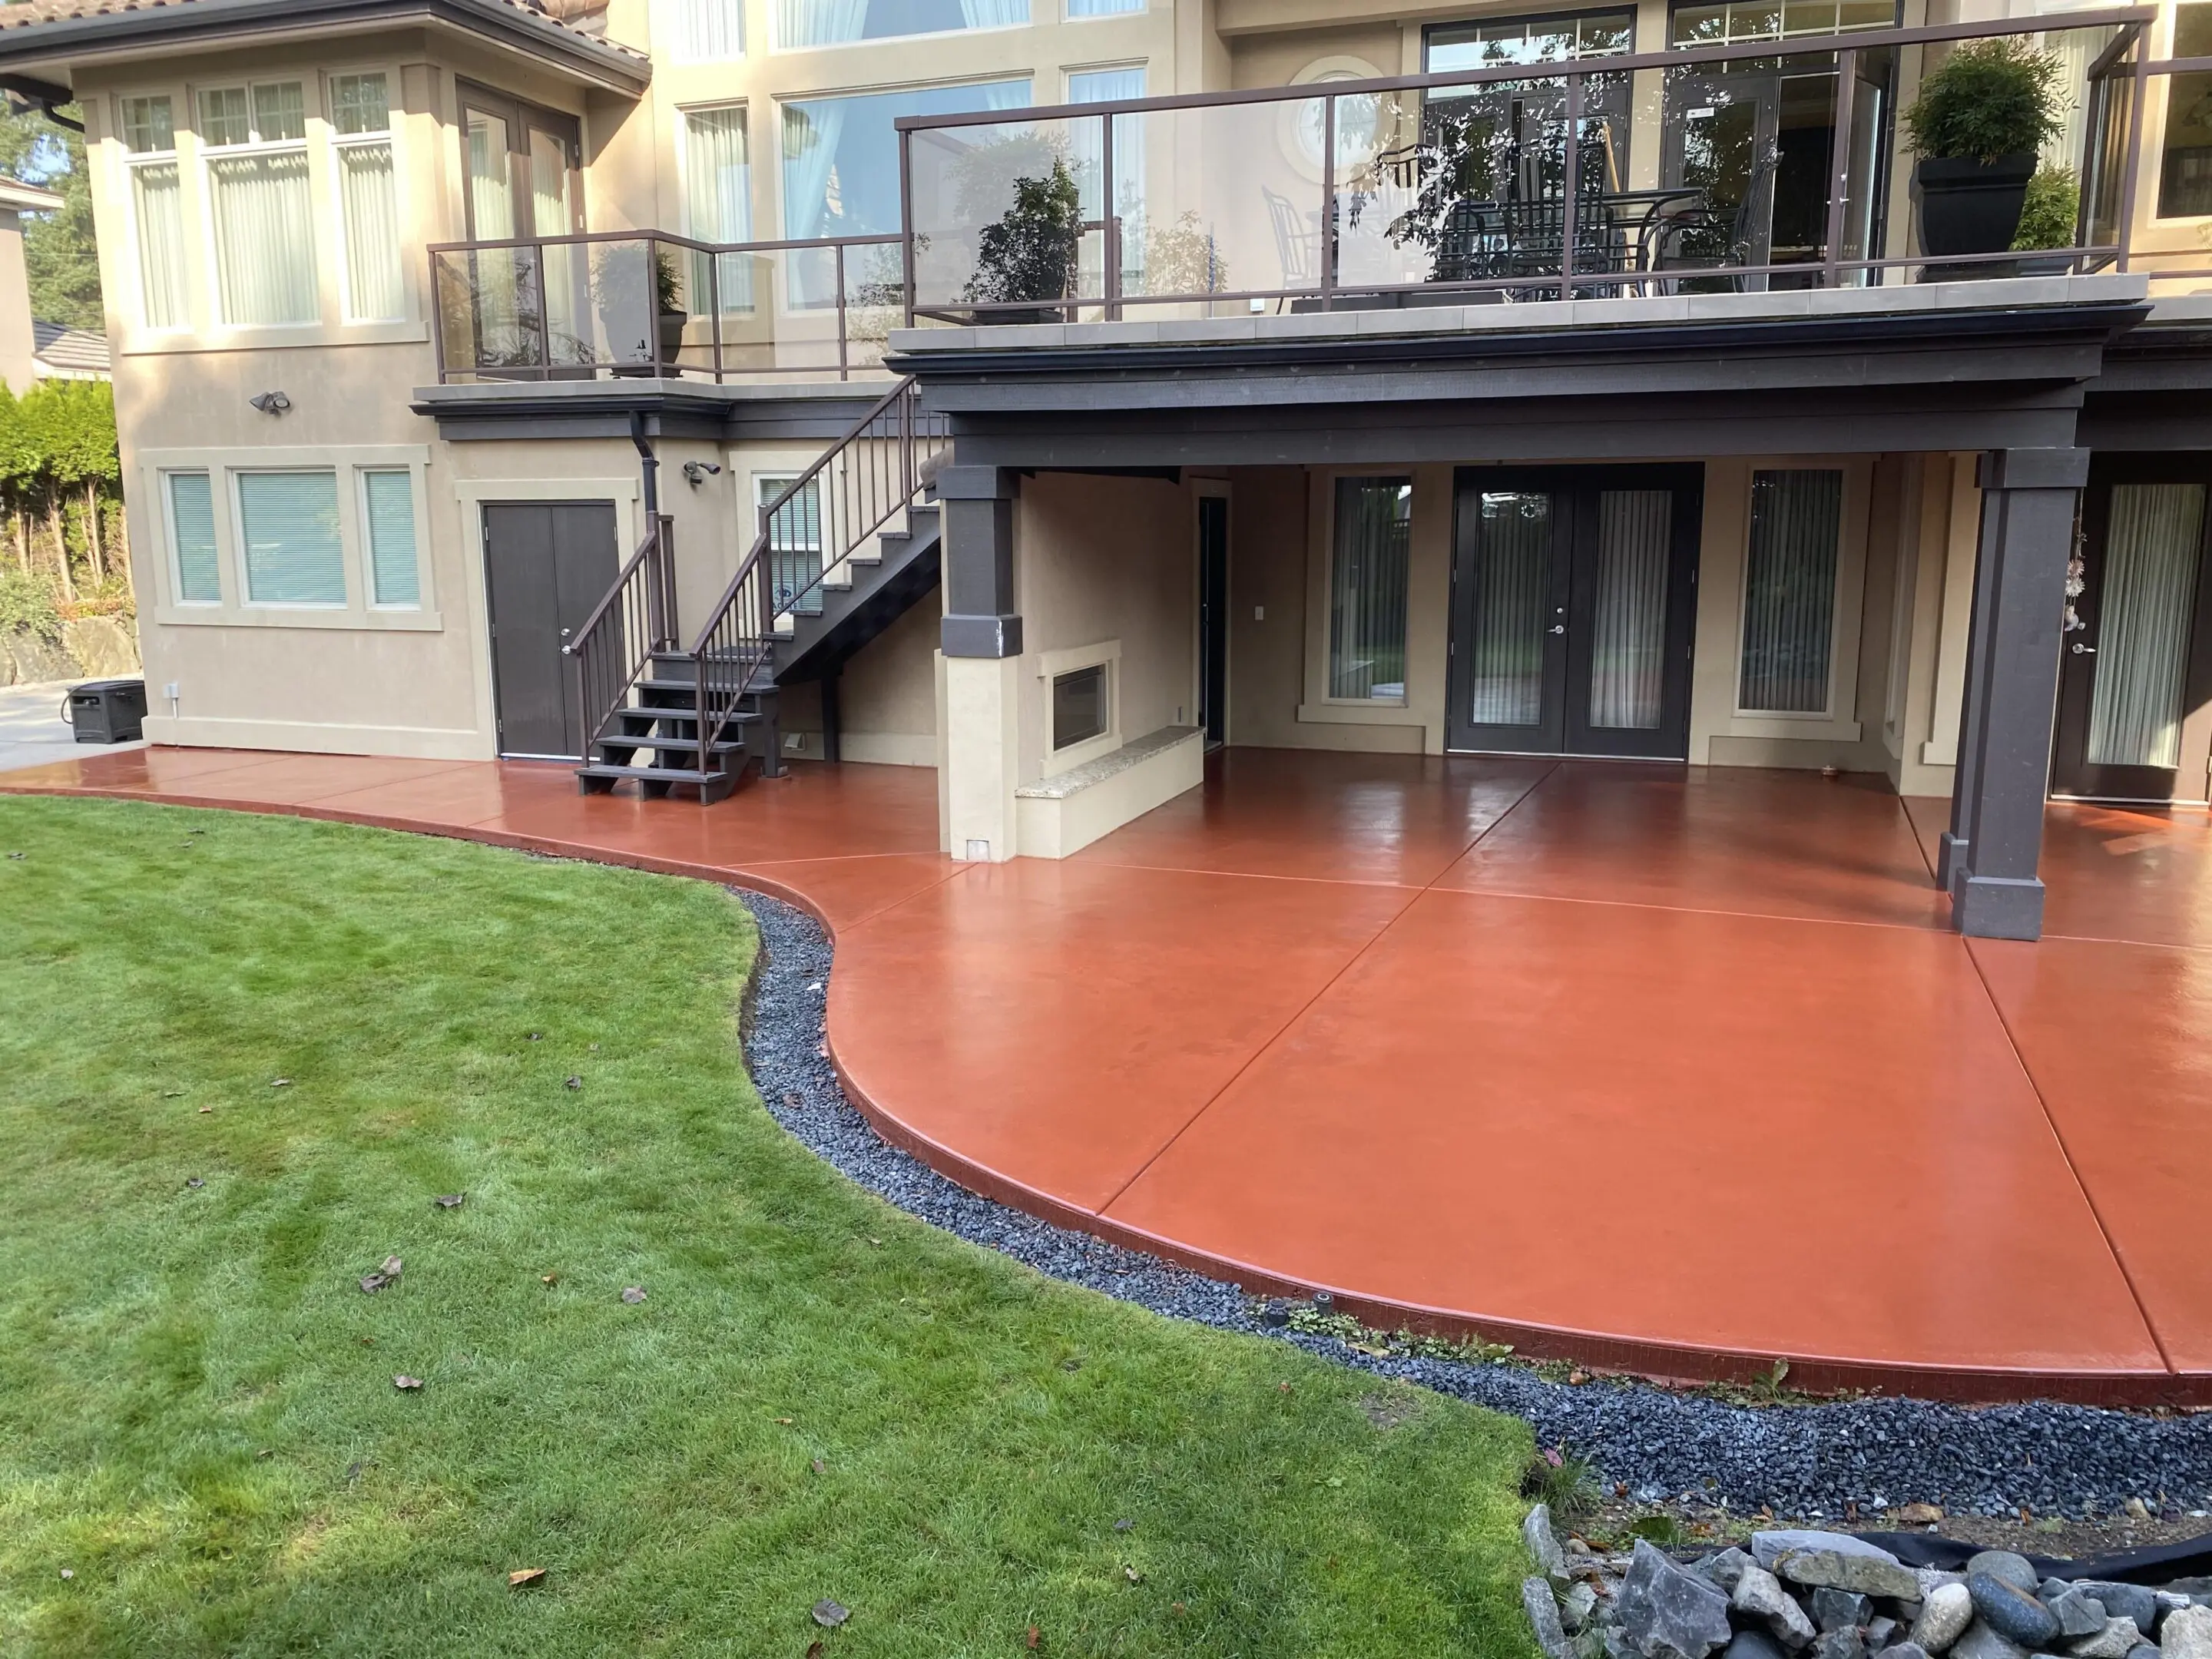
top-left (482, 502), bottom-right (620, 760)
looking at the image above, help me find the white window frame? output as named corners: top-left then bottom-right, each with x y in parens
top-left (194, 77), bottom-right (321, 332)
top-left (137, 445), bottom-right (437, 629)
top-left (677, 99), bottom-right (750, 245)
top-left (160, 467), bottom-right (224, 606)
top-left (325, 66), bottom-right (409, 325)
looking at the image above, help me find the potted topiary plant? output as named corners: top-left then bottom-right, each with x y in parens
top-left (2011, 164), bottom-right (2081, 275)
top-left (1904, 38), bottom-right (2066, 268)
top-left (653, 247), bottom-right (687, 369)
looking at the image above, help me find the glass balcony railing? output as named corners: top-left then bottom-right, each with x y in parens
top-left (429, 230), bottom-right (906, 383)
top-left (894, 5), bottom-right (2187, 326)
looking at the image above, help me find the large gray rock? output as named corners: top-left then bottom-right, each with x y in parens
top-left (1951, 1620), bottom-right (2029, 1659)
top-left (1780, 1551), bottom-right (1924, 1604)
top-left (1619, 1538), bottom-right (1735, 1659)
top-left (1, 629), bottom-right (71, 687)
top-left (1727, 1632), bottom-right (1792, 1659)
top-left (2162, 1606), bottom-right (2212, 1659)
top-left (1889, 1644), bottom-right (1934, 1659)
top-left (1530, 1576), bottom-right (1578, 1659)
top-left (1527, 1505), bottom-right (1571, 1585)
top-left (1967, 1555), bottom-right (2041, 1596)
top-left (61, 614), bottom-right (138, 678)
top-left (1968, 1575), bottom-right (2060, 1651)
top-left (2052, 1592), bottom-right (2112, 1641)
top-left (1736, 1563), bottom-right (1819, 1651)
top-left (1562, 1582), bottom-right (1599, 1633)
top-left (2075, 1618), bottom-right (2146, 1659)
top-left (1756, 1534), bottom-right (1904, 1573)
top-left (1921, 1573), bottom-right (1970, 1599)
top-left (1816, 1591), bottom-right (1873, 1633)
top-left (1914, 1583), bottom-right (1976, 1654)
top-left (1698, 1550), bottom-right (1755, 1594)
top-left (2078, 1588), bottom-right (2161, 1637)
top-left (1816, 1629), bottom-right (1868, 1659)
top-left (1866, 1617), bottom-right (1899, 1651)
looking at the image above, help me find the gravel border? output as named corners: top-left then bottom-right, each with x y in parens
top-left (736, 888), bottom-right (2212, 1522)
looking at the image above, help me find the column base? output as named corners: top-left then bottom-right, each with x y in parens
top-left (1954, 874), bottom-right (2045, 941)
top-left (1935, 830), bottom-right (1968, 894)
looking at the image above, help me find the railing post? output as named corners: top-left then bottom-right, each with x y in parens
top-left (430, 251), bottom-right (450, 382)
top-left (1560, 71), bottom-right (1581, 302)
top-left (2118, 30), bottom-right (2147, 272)
top-left (1824, 48), bottom-right (1859, 288)
top-left (710, 243), bottom-right (724, 384)
top-left (1320, 93), bottom-right (1336, 312)
top-left (1101, 109), bottom-right (1121, 321)
top-left (836, 241), bottom-right (850, 379)
top-left (900, 127), bottom-right (918, 327)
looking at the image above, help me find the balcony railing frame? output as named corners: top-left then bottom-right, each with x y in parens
top-left (428, 227), bottom-right (905, 385)
top-left (894, 5), bottom-right (2163, 321)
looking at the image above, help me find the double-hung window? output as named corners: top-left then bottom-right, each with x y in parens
top-left (199, 81), bottom-right (319, 326)
top-left (331, 73), bottom-right (403, 322)
top-left (664, 0), bottom-right (745, 61)
top-left (121, 95), bottom-right (188, 329)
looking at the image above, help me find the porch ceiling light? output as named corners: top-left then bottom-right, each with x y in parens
top-left (248, 391), bottom-right (292, 416)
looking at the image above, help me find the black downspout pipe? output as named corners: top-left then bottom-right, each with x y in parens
top-left (631, 409), bottom-right (658, 522)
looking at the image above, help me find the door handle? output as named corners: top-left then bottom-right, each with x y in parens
top-left (560, 628), bottom-right (572, 637)
top-left (2071, 642), bottom-right (2095, 654)
top-left (1549, 624), bottom-right (1567, 634)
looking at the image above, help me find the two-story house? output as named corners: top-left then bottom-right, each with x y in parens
top-left (0, 0), bottom-right (2204, 941)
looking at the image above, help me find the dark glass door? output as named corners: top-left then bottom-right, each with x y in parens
top-left (1197, 495), bottom-right (1229, 746)
top-left (2051, 459), bottom-right (2212, 803)
top-left (482, 502), bottom-right (620, 760)
top-left (1448, 466), bottom-right (1702, 758)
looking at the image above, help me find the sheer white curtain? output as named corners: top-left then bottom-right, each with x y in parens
top-left (210, 149), bottom-right (317, 325)
top-left (664, 0), bottom-right (744, 61)
top-left (686, 106), bottom-right (755, 314)
top-left (2088, 483), bottom-right (2207, 769)
top-left (780, 99), bottom-right (847, 241)
top-left (777, 0), bottom-right (869, 49)
top-left (337, 144), bottom-right (401, 322)
top-left (958, 0), bottom-right (1028, 25)
top-left (131, 162), bottom-right (187, 329)
top-left (1738, 469), bottom-right (1843, 714)
top-left (1588, 491), bottom-right (1672, 730)
top-left (1068, 67), bottom-right (1145, 296)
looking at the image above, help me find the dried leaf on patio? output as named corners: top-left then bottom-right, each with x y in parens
top-left (811, 1598), bottom-right (849, 1628)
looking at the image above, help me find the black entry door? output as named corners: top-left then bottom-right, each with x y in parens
top-left (1197, 495), bottom-right (1229, 746)
top-left (482, 502), bottom-right (620, 760)
top-left (2050, 459), bottom-right (2212, 803)
top-left (1448, 466), bottom-right (1702, 758)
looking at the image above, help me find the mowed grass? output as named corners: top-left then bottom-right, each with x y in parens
top-left (0, 795), bottom-right (1536, 1657)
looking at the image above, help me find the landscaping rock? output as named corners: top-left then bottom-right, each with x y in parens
top-left (1736, 1564), bottom-right (1819, 1651)
top-left (1699, 1549), bottom-right (1755, 1594)
top-left (1527, 1505), bottom-right (1571, 1585)
top-left (1889, 1644), bottom-right (1933, 1659)
top-left (2130, 1646), bottom-right (2161, 1659)
top-left (1619, 1538), bottom-right (1734, 1659)
top-left (2052, 1592), bottom-right (2112, 1641)
top-left (1968, 1556), bottom-right (2041, 1596)
top-left (2078, 1588), bottom-right (2161, 1638)
top-left (1563, 1581), bottom-right (1599, 1633)
top-left (1727, 1631), bottom-right (1791, 1659)
top-left (1577, 1629), bottom-right (1611, 1659)
top-left (1920, 1573), bottom-right (1970, 1599)
top-left (1529, 1576), bottom-right (1578, 1659)
top-left (1866, 1617), bottom-right (1899, 1651)
top-left (1815, 1628), bottom-right (1868, 1659)
top-left (1968, 1575), bottom-right (2061, 1651)
top-left (1780, 1551), bottom-right (1924, 1604)
top-left (2162, 1607), bottom-right (2212, 1659)
top-left (2075, 1619), bottom-right (2145, 1659)
top-left (1915, 1583), bottom-right (1978, 1654)
top-left (1, 629), bottom-right (71, 686)
top-left (1816, 1590), bottom-right (1874, 1633)
top-left (1755, 1535), bottom-right (1902, 1573)
top-left (1951, 1621), bottom-right (2030, 1659)
top-left (61, 615), bottom-right (138, 678)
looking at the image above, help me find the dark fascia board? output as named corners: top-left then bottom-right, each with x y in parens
top-left (0, 0), bottom-right (650, 94)
top-left (411, 383), bottom-right (884, 442)
top-left (889, 302), bottom-right (2149, 411)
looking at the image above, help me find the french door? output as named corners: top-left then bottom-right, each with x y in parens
top-left (2050, 458), bottom-right (2212, 803)
top-left (1447, 466), bottom-right (1703, 758)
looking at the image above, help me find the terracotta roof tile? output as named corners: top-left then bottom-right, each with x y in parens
top-left (0, 0), bottom-right (636, 59)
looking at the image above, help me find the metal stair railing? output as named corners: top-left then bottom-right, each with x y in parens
top-left (565, 512), bottom-right (677, 759)
top-left (685, 376), bottom-right (949, 779)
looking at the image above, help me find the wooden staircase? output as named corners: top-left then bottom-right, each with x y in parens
top-left (566, 377), bottom-right (949, 803)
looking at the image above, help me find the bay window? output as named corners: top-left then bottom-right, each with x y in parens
top-left (200, 80), bottom-right (319, 326)
top-left (121, 95), bottom-right (187, 329)
top-left (331, 72), bottom-right (402, 323)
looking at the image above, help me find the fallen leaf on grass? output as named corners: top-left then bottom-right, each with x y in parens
top-left (359, 1274), bottom-right (391, 1294)
top-left (344, 1460), bottom-right (367, 1482)
top-left (508, 1568), bottom-right (546, 1588)
top-left (563, 1076), bottom-right (582, 1091)
top-left (1114, 1518), bottom-right (1134, 1532)
top-left (806, 1645), bottom-right (825, 1659)
top-left (270, 1079), bottom-right (291, 1088)
top-left (811, 1598), bottom-right (849, 1628)
top-left (773, 1417), bottom-right (794, 1426)
top-left (541, 1273), bottom-right (558, 1286)
top-left (198, 1106), bottom-right (212, 1114)
top-left (621, 1286), bottom-right (646, 1304)
top-left (1895, 1502), bottom-right (1943, 1525)
top-left (527, 1032), bottom-right (543, 1041)
top-left (255, 1449), bottom-right (272, 1460)
top-left (1123, 1566), bottom-right (1144, 1585)
top-left (1026, 1627), bottom-right (1040, 1649)
top-left (432, 1194), bottom-right (465, 1209)
top-left (185, 1177), bottom-right (204, 1189)
top-left (58, 1568), bottom-right (72, 1579)
top-left (392, 1375), bottom-right (422, 1391)
top-left (382, 1256), bottom-right (402, 1275)
top-left (811, 1458), bottom-right (826, 1475)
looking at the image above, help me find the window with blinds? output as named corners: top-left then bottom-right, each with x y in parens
top-left (165, 471), bottom-right (221, 604)
top-left (200, 81), bottom-right (319, 326)
top-left (1738, 469), bottom-right (1844, 714)
top-left (237, 470), bottom-right (346, 606)
top-left (1329, 477), bottom-right (1413, 700)
top-left (121, 95), bottom-right (187, 330)
top-left (361, 469), bottom-right (421, 608)
top-left (331, 72), bottom-right (403, 323)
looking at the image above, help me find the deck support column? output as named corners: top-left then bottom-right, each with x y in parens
top-left (1943, 446), bottom-right (2087, 942)
top-left (939, 465), bottom-right (1023, 863)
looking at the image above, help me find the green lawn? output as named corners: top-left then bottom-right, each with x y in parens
top-left (0, 795), bottom-right (1536, 1657)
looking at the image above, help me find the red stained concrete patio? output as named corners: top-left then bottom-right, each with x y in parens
top-left (8, 743), bottom-right (2210, 1403)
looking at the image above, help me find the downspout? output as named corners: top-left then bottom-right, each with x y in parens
top-left (630, 408), bottom-right (658, 522)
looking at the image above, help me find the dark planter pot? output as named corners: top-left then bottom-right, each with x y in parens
top-left (657, 308), bottom-right (687, 367)
top-left (1916, 153), bottom-right (2037, 263)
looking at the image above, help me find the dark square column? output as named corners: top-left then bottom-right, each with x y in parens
top-left (939, 464), bottom-right (1022, 659)
top-left (1946, 447), bottom-right (2088, 942)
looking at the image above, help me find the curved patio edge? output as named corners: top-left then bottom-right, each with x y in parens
top-left (7, 773), bottom-right (2204, 1412)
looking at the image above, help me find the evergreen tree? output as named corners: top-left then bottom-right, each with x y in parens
top-left (0, 99), bottom-right (104, 330)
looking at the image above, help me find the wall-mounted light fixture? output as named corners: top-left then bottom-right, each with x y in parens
top-left (682, 460), bottom-right (722, 488)
top-left (248, 391), bottom-right (292, 416)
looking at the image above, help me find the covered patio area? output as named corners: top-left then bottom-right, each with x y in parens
top-left (8, 743), bottom-right (2209, 1402)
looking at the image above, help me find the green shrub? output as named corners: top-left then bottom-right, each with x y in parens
top-left (0, 566), bottom-right (62, 641)
top-left (1904, 38), bottom-right (2065, 163)
top-left (2012, 165), bottom-right (2081, 250)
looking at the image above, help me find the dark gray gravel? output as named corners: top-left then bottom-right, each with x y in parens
top-left (735, 889), bottom-right (2212, 1522)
